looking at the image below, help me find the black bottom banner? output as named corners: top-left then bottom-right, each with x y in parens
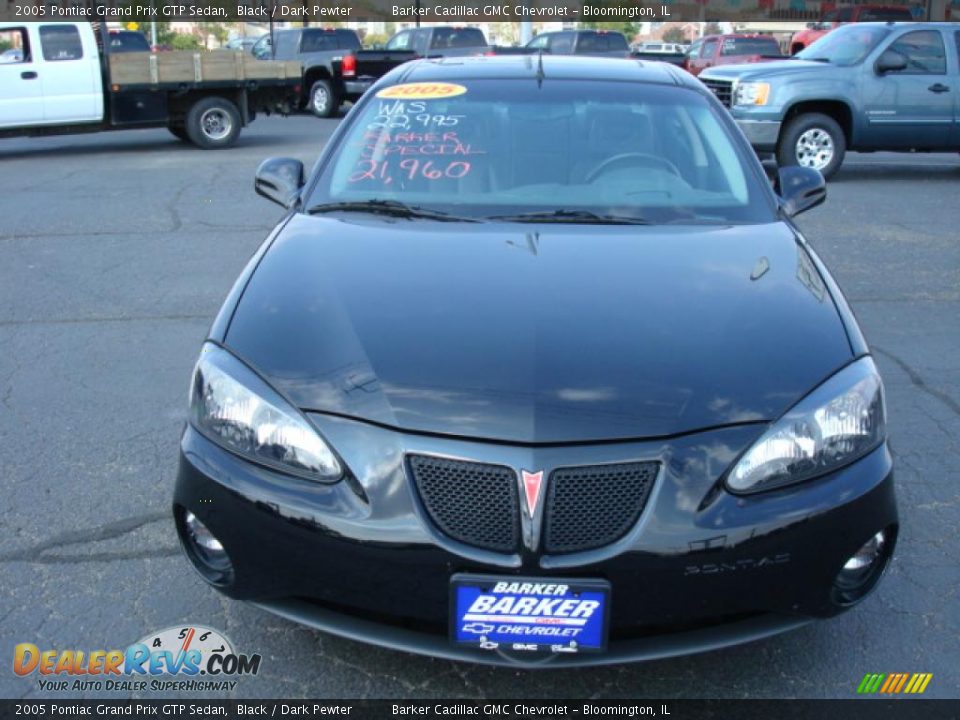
top-left (1, 700), bottom-right (959, 720)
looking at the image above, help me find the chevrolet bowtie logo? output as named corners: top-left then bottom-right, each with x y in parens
top-left (520, 470), bottom-right (543, 518)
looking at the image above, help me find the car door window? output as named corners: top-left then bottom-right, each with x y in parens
top-left (0, 27), bottom-right (30, 64)
top-left (837, 8), bottom-right (853, 21)
top-left (608, 34), bottom-right (628, 52)
top-left (885, 30), bottom-right (946, 75)
top-left (527, 34), bottom-right (550, 50)
top-left (412, 30), bottom-right (429, 55)
top-left (686, 40), bottom-right (702, 59)
top-left (386, 31), bottom-right (411, 51)
top-left (39, 24), bottom-right (83, 61)
top-left (429, 28), bottom-right (452, 49)
top-left (549, 34), bottom-right (574, 54)
top-left (300, 31), bottom-right (336, 53)
top-left (252, 35), bottom-right (271, 59)
top-left (701, 39), bottom-right (718, 60)
top-left (337, 32), bottom-right (360, 51)
top-left (578, 33), bottom-right (601, 53)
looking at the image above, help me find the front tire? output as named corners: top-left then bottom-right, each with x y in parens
top-left (309, 79), bottom-right (338, 118)
top-left (185, 97), bottom-right (242, 149)
top-left (777, 112), bottom-right (846, 180)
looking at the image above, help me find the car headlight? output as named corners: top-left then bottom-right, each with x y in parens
top-left (727, 357), bottom-right (886, 494)
top-left (190, 343), bottom-right (342, 482)
top-left (735, 81), bottom-right (771, 106)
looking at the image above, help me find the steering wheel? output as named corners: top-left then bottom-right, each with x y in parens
top-left (585, 153), bottom-right (682, 184)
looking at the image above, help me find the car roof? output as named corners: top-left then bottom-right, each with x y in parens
top-left (389, 54), bottom-right (700, 91)
top-left (275, 27), bottom-right (356, 36)
top-left (839, 21), bottom-right (951, 27)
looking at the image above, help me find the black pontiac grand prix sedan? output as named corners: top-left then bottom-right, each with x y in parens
top-left (174, 56), bottom-right (897, 666)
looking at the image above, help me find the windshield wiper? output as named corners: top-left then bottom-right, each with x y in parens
top-left (486, 209), bottom-right (650, 225)
top-left (306, 199), bottom-right (481, 223)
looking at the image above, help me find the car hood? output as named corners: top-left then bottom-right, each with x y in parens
top-left (224, 215), bottom-right (852, 444)
top-left (701, 59), bottom-right (836, 81)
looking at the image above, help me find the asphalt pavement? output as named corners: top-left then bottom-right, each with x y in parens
top-left (0, 114), bottom-right (957, 700)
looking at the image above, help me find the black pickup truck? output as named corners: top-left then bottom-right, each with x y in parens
top-left (252, 27), bottom-right (365, 118)
top-left (337, 26), bottom-right (491, 112)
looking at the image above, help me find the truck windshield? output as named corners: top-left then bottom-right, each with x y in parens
top-left (308, 79), bottom-right (774, 224)
top-left (796, 25), bottom-right (891, 65)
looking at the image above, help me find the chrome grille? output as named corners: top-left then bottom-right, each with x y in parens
top-left (702, 78), bottom-right (734, 108)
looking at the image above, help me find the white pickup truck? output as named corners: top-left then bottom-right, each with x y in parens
top-left (0, 22), bottom-right (302, 148)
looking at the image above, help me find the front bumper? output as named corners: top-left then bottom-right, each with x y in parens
top-left (735, 119), bottom-right (782, 152)
top-left (174, 415), bottom-right (897, 667)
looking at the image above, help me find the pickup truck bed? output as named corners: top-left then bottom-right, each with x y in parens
top-left (108, 51), bottom-right (300, 86)
top-left (631, 51), bottom-right (687, 67)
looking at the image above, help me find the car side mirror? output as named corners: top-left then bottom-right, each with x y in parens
top-left (776, 166), bottom-right (826, 217)
top-left (255, 157), bottom-right (304, 208)
top-left (875, 50), bottom-right (907, 75)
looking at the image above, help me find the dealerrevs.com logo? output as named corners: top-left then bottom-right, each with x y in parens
top-left (13, 625), bottom-right (261, 693)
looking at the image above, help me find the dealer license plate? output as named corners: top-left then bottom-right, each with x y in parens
top-left (451, 574), bottom-right (610, 654)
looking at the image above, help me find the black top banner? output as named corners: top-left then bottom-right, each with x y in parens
top-left (0, 0), bottom-right (951, 23)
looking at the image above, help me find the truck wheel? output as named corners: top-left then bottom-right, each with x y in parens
top-left (777, 113), bottom-right (846, 180)
top-left (168, 125), bottom-right (189, 142)
top-left (309, 80), bottom-right (338, 118)
top-left (185, 97), bottom-right (242, 149)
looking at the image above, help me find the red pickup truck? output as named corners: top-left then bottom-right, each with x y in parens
top-left (684, 34), bottom-right (784, 77)
top-left (789, 5), bottom-right (914, 54)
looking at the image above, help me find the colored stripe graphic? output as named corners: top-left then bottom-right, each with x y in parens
top-left (858, 674), bottom-right (884, 694)
top-left (880, 674), bottom-right (898, 693)
top-left (857, 673), bottom-right (932, 694)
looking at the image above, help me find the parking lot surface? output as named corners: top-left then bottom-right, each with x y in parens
top-left (1, 115), bottom-right (957, 699)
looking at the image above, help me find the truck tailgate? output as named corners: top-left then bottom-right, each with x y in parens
top-left (353, 50), bottom-right (417, 80)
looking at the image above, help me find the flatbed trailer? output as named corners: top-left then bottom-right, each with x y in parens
top-left (0, 22), bottom-right (302, 148)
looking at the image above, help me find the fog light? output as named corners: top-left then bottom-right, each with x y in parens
top-left (179, 509), bottom-right (233, 585)
top-left (843, 531), bottom-right (886, 573)
top-left (833, 529), bottom-right (892, 606)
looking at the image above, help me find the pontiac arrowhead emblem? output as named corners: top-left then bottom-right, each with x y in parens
top-left (521, 470), bottom-right (544, 518)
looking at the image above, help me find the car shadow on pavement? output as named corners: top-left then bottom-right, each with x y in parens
top-left (0, 132), bottom-right (316, 160)
top-left (832, 164), bottom-right (960, 183)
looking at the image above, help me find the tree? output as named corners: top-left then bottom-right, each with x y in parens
top-left (170, 33), bottom-right (203, 51)
top-left (579, 20), bottom-right (641, 40)
top-left (662, 26), bottom-right (686, 43)
top-left (704, 22), bottom-right (723, 36)
top-left (197, 22), bottom-right (231, 49)
top-left (141, 22), bottom-right (177, 48)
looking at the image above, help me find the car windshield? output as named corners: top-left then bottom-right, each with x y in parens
top-left (308, 79), bottom-right (774, 224)
top-left (796, 24), bottom-right (891, 65)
